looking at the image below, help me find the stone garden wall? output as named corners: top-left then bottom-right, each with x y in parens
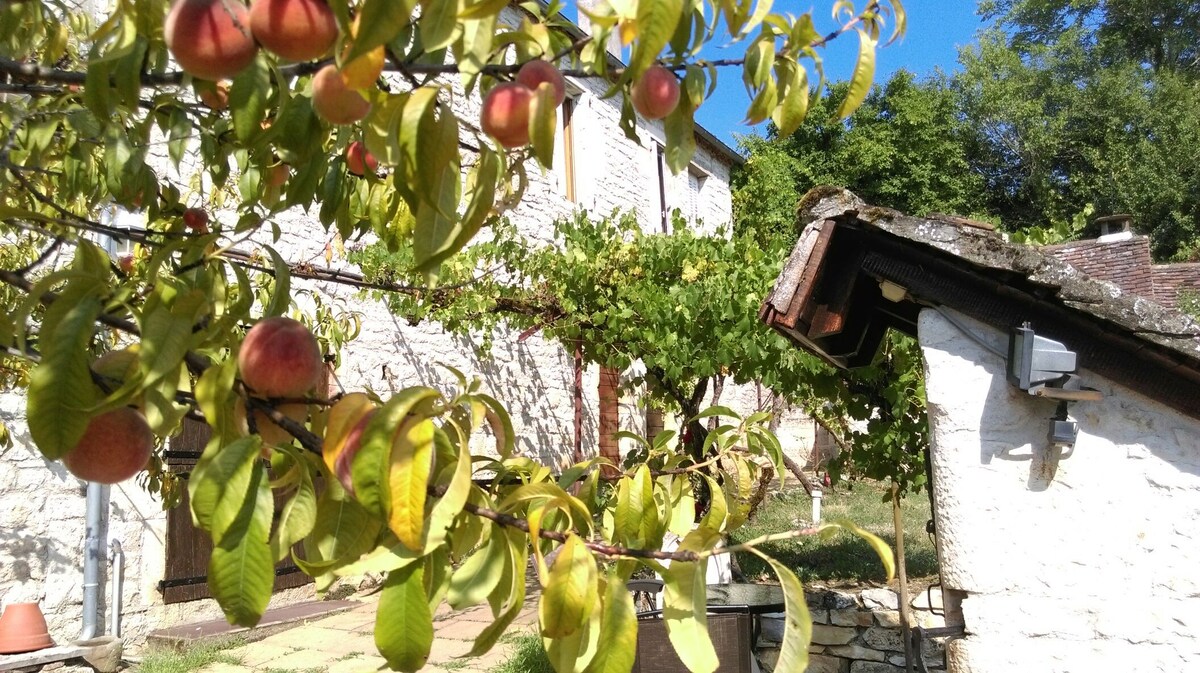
top-left (757, 587), bottom-right (948, 673)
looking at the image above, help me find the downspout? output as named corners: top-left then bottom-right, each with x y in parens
top-left (108, 540), bottom-right (123, 637)
top-left (80, 481), bottom-right (107, 640)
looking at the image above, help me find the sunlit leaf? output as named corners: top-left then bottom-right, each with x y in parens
top-left (747, 548), bottom-right (813, 673)
top-left (376, 563), bottom-right (434, 672)
top-left (539, 533), bottom-right (598, 638)
top-left (835, 29), bottom-right (877, 119)
top-left (341, 0), bottom-right (415, 66)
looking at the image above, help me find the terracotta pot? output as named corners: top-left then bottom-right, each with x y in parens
top-left (0, 602), bottom-right (54, 654)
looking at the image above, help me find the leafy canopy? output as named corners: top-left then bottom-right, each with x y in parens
top-left (0, 0), bottom-right (906, 671)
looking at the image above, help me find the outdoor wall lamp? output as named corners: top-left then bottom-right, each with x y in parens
top-left (1007, 323), bottom-right (1104, 450)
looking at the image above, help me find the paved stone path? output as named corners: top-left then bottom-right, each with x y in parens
top-left (195, 592), bottom-right (540, 673)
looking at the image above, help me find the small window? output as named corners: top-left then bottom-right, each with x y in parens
top-left (553, 89), bottom-right (583, 203)
top-left (687, 165), bottom-right (708, 224)
top-left (97, 205), bottom-right (140, 258)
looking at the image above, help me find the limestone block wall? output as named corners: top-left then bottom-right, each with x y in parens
top-left (756, 587), bottom-right (949, 673)
top-left (917, 308), bottom-right (1200, 672)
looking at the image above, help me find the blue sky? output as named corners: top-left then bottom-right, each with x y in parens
top-left (696, 1), bottom-right (992, 150)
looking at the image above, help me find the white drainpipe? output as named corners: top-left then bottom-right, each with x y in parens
top-left (108, 540), bottom-right (123, 637)
top-left (80, 481), bottom-right (107, 640)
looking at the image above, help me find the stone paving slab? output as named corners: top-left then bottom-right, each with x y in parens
top-left (193, 593), bottom-right (540, 673)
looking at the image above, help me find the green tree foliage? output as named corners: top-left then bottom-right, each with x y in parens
top-left (979, 0), bottom-right (1200, 74)
top-left (0, 0), bottom-right (907, 670)
top-left (354, 211), bottom-right (931, 494)
top-left (960, 0), bottom-right (1200, 259)
top-left (733, 71), bottom-right (986, 246)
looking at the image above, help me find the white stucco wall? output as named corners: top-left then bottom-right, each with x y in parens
top-left (918, 308), bottom-right (1200, 673)
top-left (0, 7), bottom-right (744, 647)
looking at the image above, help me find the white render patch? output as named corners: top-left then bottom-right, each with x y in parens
top-left (917, 308), bottom-right (1200, 673)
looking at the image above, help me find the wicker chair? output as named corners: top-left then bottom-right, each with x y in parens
top-left (628, 579), bottom-right (754, 673)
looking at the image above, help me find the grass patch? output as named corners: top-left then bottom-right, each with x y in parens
top-left (135, 639), bottom-right (244, 673)
top-left (731, 480), bottom-right (938, 584)
top-left (494, 632), bottom-right (554, 673)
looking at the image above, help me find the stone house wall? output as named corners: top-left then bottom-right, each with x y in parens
top-left (917, 308), bottom-right (1200, 672)
top-left (0, 4), bottom-right (746, 648)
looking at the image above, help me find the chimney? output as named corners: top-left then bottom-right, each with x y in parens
top-left (575, 0), bottom-right (624, 59)
top-left (1095, 214), bottom-right (1134, 242)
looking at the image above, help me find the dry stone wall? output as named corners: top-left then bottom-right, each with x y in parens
top-left (757, 587), bottom-right (949, 673)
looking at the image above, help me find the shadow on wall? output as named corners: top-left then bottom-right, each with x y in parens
top-left (958, 322), bottom-right (1200, 492)
top-left (372, 312), bottom-right (592, 467)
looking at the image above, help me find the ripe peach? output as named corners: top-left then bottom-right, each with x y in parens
top-left (197, 80), bottom-right (230, 110)
top-left (234, 400), bottom-right (309, 447)
top-left (631, 65), bottom-right (681, 121)
top-left (183, 207), bottom-right (209, 232)
top-left (62, 407), bottom-right (155, 484)
top-left (249, 0), bottom-right (338, 62)
top-left (237, 316), bottom-right (323, 398)
top-left (345, 141), bottom-right (377, 177)
top-left (164, 0), bottom-right (259, 82)
top-left (516, 60), bottom-right (566, 107)
top-left (117, 254), bottom-right (135, 274)
top-left (481, 82), bottom-right (533, 149)
top-left (311, 64), bottom-right (372, 125)
top-left (266, 163), bottom-right (290, 187)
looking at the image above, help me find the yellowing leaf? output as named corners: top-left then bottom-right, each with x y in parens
top-left (321, 392), bottom-right (376, 476)
top-left (341, 0), bottom-right (415, 67)
top-left (629, 0), bottom-right (684, 76)
top-left (581, 570), bottom-right (638, 673)
top-left (821, 519), bottom-right (896, 581)
top-left (545, 593), bottom-right (602, 673)
top-left (539, 534), bottom-right (598, 638)
top-left (342, 45), bottom-right (385, 90)
top-left (350, 387), bottom-right (441, 521)
top-left (388, 416), bottom-right (435, 551)
top-left (529, 82), bottom-right (558, 169)
top-left (835, 29), bottom-right (877, 119)
top-left (747, 548), bottom-right (813, 673)
top-left (772, 61), bottom-right (810, 136)
top-left (662, 525), bottom-right (723, 673)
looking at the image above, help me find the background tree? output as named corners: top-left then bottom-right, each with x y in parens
top-left (0, 1), bottom-right (904, 671)
top-left (960, 0), bottom-right (1200, 258)
top-left (733, 70), bottom-right (986, 247)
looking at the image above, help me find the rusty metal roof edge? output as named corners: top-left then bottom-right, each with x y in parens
top-left (795, 188), bottom-right (1200, 365)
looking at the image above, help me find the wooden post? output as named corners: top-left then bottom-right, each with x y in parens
top-left (573, 341), bottom-right (583, 463)
top-left (893, 483), bottom-right (914, 673)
